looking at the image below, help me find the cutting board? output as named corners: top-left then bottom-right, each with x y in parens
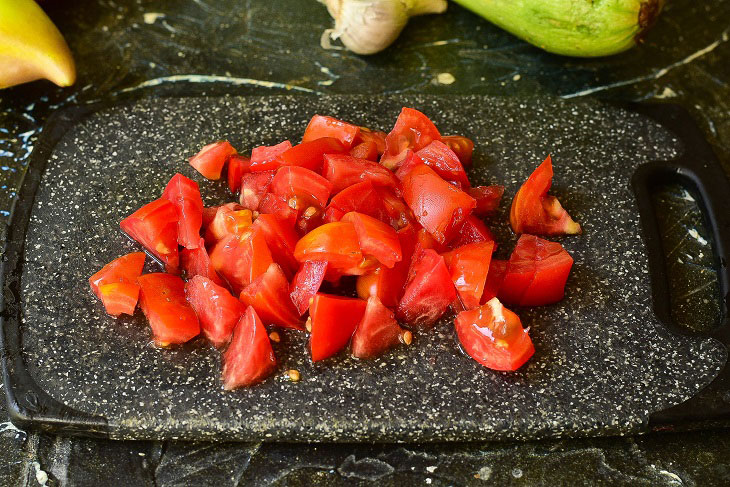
top-left (2, 95), bottom-right (729, 442)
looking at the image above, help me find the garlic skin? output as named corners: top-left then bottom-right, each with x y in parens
top-left (320, 0), bottom-right (448, 55)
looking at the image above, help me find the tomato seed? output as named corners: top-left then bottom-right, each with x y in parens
top-left (305, 317), bottom-right (312, 332)
top-left (287, 369), bottom-right (300, 382)
top-left (269, 331), bottom-right (280, 343)
top-left (402, 330), bottom-right (413, 345)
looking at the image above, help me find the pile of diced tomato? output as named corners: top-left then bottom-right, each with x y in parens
top-left (89, 107), bottom-right (581, 389)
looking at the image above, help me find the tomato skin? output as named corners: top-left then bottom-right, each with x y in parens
top-left (355, 128), bottom-right (387, 155)
top-left (415, 140), bottom-right (470, 189)
top-left (120, 198), bottom-right (180, 272)
top-left (449, 215), bottom-right (496, 249)
top-left (280, 137), bottom-right (346, 172)
top-left (137, 273), bottom-right (200, 346)
top-left (89, 252), bottom-right (146, 317)
top-left (161, 174), bottom-right (204, 250)
top-left (227, 155), bottom-right (250, 194)
top-left (441, 135), bottom-right (474, 168)
top-left (499, 234), bottom-right (574, 306)
top-left (322, 154), bottom-right (399, 194)
top-left (209, 228), bottom-right (273, 295)
top-left (252, 213), bottom-right (300, 278)
top-left (381, 107), bottom-right (441, 170)
top-left (258, 193), bottom-right (299, 228)
top-left (396, 248), bottom-right (456, 329)
top-left (290, 260), bottom-right (328, 315)
top-left (401, 163), bottom-right (476, 245)
top-left (270, 166), bottom-right (332, 209)
top-left (351, 296), bottom-right (404, 359)
top-left (349, 141), bottom-right (379, 161)
top-left (302, 115), bottom-right (360, 149)
top-left (240, 170), bottom-right (275, 211)
top-left (240, 263), bottom-right (303, 330)
top-left (98, 283), bottom-right (141, 318)
top-left (180, 238), bottom-right (226, 287)
top-left (204, 204), bottom-right (253, 246)
top-left (294, 222), bottom-right (366, 277)
top-left (221, 306), bottom-right (277, 389)
top-left (309, 293), bottom-right (367, 361)
top-left (443, 241), bottom-right (494, 310)
top-left (481, 259), bottom-right (508, 304)
top-left (325, 181), bottom-right (388, 224)
top-left (249, 140), bottom-right (292, 172)
top-left (189, 140), bottom-right (237, 180)
top-left (185, 275), bottom-right (244, 348)
top-left (510, 155), bottom-right (581, 236)
top-left (455, 298), bottom-right (534, 371)
top-left (341, 211), bottom-right (402, 268)
top-left (467, 185), bottom-right (504, 217)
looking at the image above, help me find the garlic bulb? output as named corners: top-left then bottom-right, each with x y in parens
top-left (320, 0), bottom-right (448, 55)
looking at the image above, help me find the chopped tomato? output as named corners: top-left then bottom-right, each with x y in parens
top-left (309, 293), bottom-right (367, 361)
top-left (222, 306), bottom-right (277, 389)
top-left (227, 155), bottom-right (250, 194)
top-left (302, 115), bottom-right (360, 149)
top-left (455, 298), bottom-right (534, 371)
top-left (98, 283), bottom-right (141, 318)
top-left (202, 206), bottom-right (218, 229)
top-left (252, 213), bottom-right (300, 278)
top-left (89, 252), bottom-right (146, 317)
top-left (341, 211), bottom-right (402, 268)
top-left (394, 150), bottom-right (425, 181)
top-left (270, 166), bottom-right (332, 209)
top-left (204, 204), bottom-right (253, 245)
top-left (376, 187), bottom-right (414, 230)
top-left (240, 170), bottom-right (275, 211)
top-left (396, 248), bottom-right (456, 329)
top-left (355, 128), bottom-right (387, 154)
top-left (416, 226), bottom-right (449, 253)
top-left (449, 215), bottom-right (495, 249)
top-left (510, 155), bottom-right (581, 235)
top-left (120, 198), bottom-right (180, 272)
top-left (322, 154), bottom-right (399, 195)
top-left (137, 273), bottom-right (200, 346)
top-left (209, 227), bottom-right (273, 295)
top-left (401, 163), bottom-right (476, 245)
top-left (443, 241), bottom-right (494, 310)
top-left (180, 238), bottom-right (226, 287)
top-left (349, 141), bottom-right (378, 161)
top-left (161, 174), bottom-right (204, 250)
top-left (249, 140), bottom-right (292, 172)
top-left (185, 275), bottom-right (244, 348)
top-left (280, 137), bottom-right (346, 172)
top-left (467, 185), bottom-right (504, 217)
top-left (381, 107), bottom-right (441, 170)
top-left (258, 193), bottom-right (298, 228)
top-left (325, 180), bottom-right (387, 224)
top-left (499, 234), bottom-right (574, 306)
top-left (481, 259), bottom-right (507, 304)
top-left (441, 135), bottom-right (474, 168)
top-left (351, 296), bottom-right (405, 359)
top-left (415, 140), bottom-right (470, 189)
top-left (240, 263), bottom-right (303, 330)
top-left (189, 140), bottom-right (236, 180)
top-left (296, 205), bottom-right (325, 236)
top-left (289, 260), bottom-right (328, 315)
top-left (294, 222), bottom-right (366, 277)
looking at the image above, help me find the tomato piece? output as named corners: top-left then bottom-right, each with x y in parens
top-left (415, 140), bottom-right (470, 189)
top-left (510, 155), bottom-right (581, 235)
top-left (185, 275), bottom-right (244, 348)
top-left (271, 166), bottom-right (332, 209)
top-left (189, 140), bottom-right (237, 180)
top-left (258, 193), bottom-right (298, 228)
top-left (380, 107), bottom-right (441, 170)
top-left (250, 213), bottom-right (298, 278)
top-left (249, 140), bottom-right (292, 172)
top-left (294, 222), bottom-right (366, 277)
top-left (355, 128), bottom-right (387, 155)
top-left (222, 306), bottom-right (277, 389)
top-left (499, 234), bottom-right (574, 306)
top-left (309, 293), bottom-right (367, 361)
top-left (161, 174), bottom-right (204, 250)
top-left (302, 115), bottom-right (360, 149)
top-left (204, 204), bottom-right (253, 246)
top-left (227, 155), bottom-right (250, 194)
top-left (90, 252), bottom-right (145, 317)
top-left (325, 181), bottom-right (387, 223)
top-left (120, 198), bottom-right (180, 272)
top-left (376, 187), bottom-right (414, 230)
top-left (280, 137), bottom-right (346, 172)
top-left (349, 141), bottom-right (378, 161)
top-left (455, 298), bottom-right (534, 371)
top-left (240, 263), bottom-right (303, 330)
top-left (481, 259), bottom-right (508, 304)
top-left (137, 273), bottom-right (200, 346)
top-left (209, 227), bottom-right (273, 295)
top-left (396, 248), bottom-right (456, 329)
top-left (322, 154), bottom-right (399, 194)
top-left (289, 260), bottom-right (328, 315)
top-left (351, 296), bottom-right (405, 359)
top-left (443, 241), bottom-right (494, 310)
top-left (467, 185), bottom-right (504, 217)
top-left (201, 206), bottom-right (218, 229)
top-left (441, 135), bottom-right (474, 168)
top-left (180, 238), bottom-right (226, 287)
top-left (296, 205), bottom-right (325, 236)
top-left (449, 215), bottom-right (495, 249)
top-left (401, 163), bottom-right (476, 245)
top-left (341, 211), bottom-right (402, 268)
top-left (239, 171), bottom-right (275, 211)
top-left (416, 226), bottom-right (449, 253)
top-left (97, 283), bottom-right (141, 318)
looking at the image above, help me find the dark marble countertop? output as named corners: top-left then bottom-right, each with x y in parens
top-left (1, 0), bottom-right (729, 485)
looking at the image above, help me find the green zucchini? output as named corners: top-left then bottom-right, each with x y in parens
top-left (451, 0), bottom-right (665, 57)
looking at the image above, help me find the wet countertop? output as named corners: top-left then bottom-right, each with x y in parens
top-left (1, 0), bottom-right (729, 485)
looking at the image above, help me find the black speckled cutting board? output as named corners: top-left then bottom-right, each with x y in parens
top-left (2, 95), bottom-right (730, 442)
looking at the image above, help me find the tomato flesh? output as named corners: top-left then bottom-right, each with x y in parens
top-left (341, 211), bottom-right (402, 268)
top-left (89, 252), bottom-right (146, 317)
top-left (351, 296), bottom-right (404, 359)
top-left (249, 140), bottom-right (292, 172)
top-left (258, 193), bottom-right (298, 228)
top-left (137, 273), bottom-right (200, 346)
top-left (443, 241), bottom-right (494, 310)
top-left (189, 140), bottom-right (236, 180)
top-left (302, 115), bottom-right (360, 149)
top-left (205, 204), bottom-right (253, 245)
top-left (396, 248), bottom-right (456, 329)
top-left (468, 185), bottom-right (504, 217)
top-left (271, 165), bottom-right (332, 209)
top-left (381, 107), bottom-right (441, 170)
top-left (325, 181), bottom-right (387, 224)
top-left (240, 263), bottom-right (303, 330)
top-left (240, 170), bottom-right (275, 211)
top-left (180, 238), bottom-right (226, 287)
top-left (222, 306), bottom-right (277, 389)
top-left (481, 259), bottom-right (508, 304)
top-left (294, 222), bottom-right (366, 277)
top-left (449, 215), bottom-right (495, 249)
top-left (455, 298), bottom-right (534, 371)
top-left (349, 141), bottom-right (379, 161)
top-left (120, 198), bottom-right (180, 272)
top-left (252, 213), bottom-right (300, 278)
top-left (185, 275), bottom-right (244, 348)
top-left (309, 293), bottom-right (367, 361)
top-left (290, 260), bottom-right (328, 315)
top-left (355, 128), bottom-right (387, 155)
top-left (441, 135), bottom-right (474, 168)
top-left (415, 140), bottom-right (470, 189)
top-left (161, 173), bottom-right (204, 250)
top-left (209, 228), bottom-right (273, 295)
top-left (227, 155), bottom-right (250, 194)
top-left (280, 137), bottom-right (346, 172)
top-left (322, 154), bottom-right (399, 194)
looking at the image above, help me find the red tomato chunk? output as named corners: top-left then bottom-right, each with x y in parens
top-left (222, 306), bottom-right (277, 389)
top-left (89, 252), bottom-right (146, 317)
top-left (137, 273), bottom-right (200, 346)
top-left (309, 294), bottom-right (367, 361)
top-left (189, 140), bottom-right (237, 180)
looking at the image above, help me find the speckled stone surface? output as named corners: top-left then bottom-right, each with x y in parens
top-left (17, 94), bottom-right (726, 442)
